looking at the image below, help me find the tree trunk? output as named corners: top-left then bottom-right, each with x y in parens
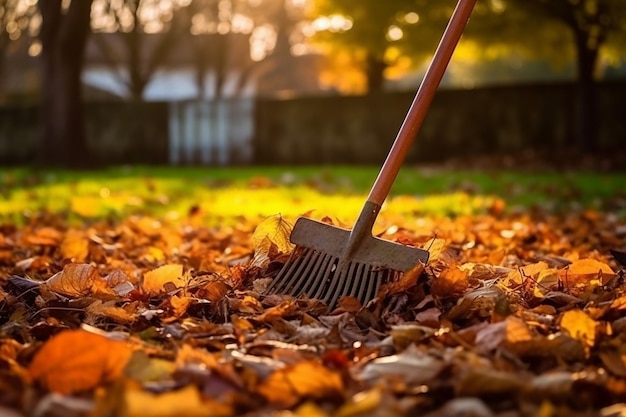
top-left (37, 0), bottom-right (93, 167)
top-left (365, 53), bottom-right (387, 93)
top-left (573, 28), bottom-right (600, 153)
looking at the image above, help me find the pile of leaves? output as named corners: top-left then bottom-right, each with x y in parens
top-left (1, 206), bottom-right (626, 417)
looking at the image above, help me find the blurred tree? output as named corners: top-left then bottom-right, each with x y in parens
top-left (309, 0), bottom-right (458, 93)
top-left (0, 0), bottom-right (38, 100)
top-left (180, 0), bottom-right (304, 99)
top-left (38, 0), bottom-right (93, 167)
top-left (469, 0), bottom-right (626, 151)
top-left (510, 0), bottom-right (625, 151)
top-left (91, 0), bottom-right (189, 101)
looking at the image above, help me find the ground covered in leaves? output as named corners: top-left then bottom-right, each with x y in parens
top-left (1, 171), bottom-right (626, 417)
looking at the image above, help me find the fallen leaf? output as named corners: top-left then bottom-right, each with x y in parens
top-left (254, 299), bottom-right (299, 323)
top-left (258, 360), bottom-right (344, 408)
top-left (357, 346), bottom-right (444, 385)
top-left (455, 367), bottom-right (526, 396)
top-left (559, 258), bottom-right (615, 286)
top-left (142, 264), bottom-right (185, 295)
top-left (121, 384), bottom-right (231, 417)
top-left (252, 214), bottom-right (293, 254)
top-left (431, 267), bottom-right (469, 299)
top-left (86, 300), bottom-right (137, 324)
top-left (475, 316), bottom-right (533, 353)
top-left (383, 262), bottom-right (425, 296)
top-left (43, 263), bottom-right (103, 298)
top-left (28, 328), bottom-right (133, 394)
top-left (335, 388), bottom-right (382, 417)
top-left (60, 229), bottom-right (89, 262)
top-left (559, 309), bottom-right (598, 350)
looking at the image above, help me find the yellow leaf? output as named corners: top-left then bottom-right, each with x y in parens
top-left (258, 361), bottom-right (343, 408)
top-left (251, 214), bottom-right (293, 254)
top-left (296, 401), bottom-right (331, 417)
top-left (124, 351), bottom-right (176, 383)
top-left (335, 388), bottom-right (382, 417)
top-left (43, 263), bottom-right (101, 298)
top-left (28, 329), bottom-right (133, 394)
top-left (505, 262), bottom-right (549, 286)
top-left (60, 229), bottom-right (89, 262)
top-left (142, 264), bottom-right (185, 295)
top-left (121, 384), bottom-right (231, 417)
top-left (560, 309), bottom-right (597, 349)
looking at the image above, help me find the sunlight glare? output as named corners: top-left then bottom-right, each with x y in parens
top-left (404, 12), bottom-right (420, 24)
top-left (386, 25), bottom-right (404, 42)
top-left (312, 14), bottom-right (352, 33)
top-left (250, 24), bottom-right (277, 61)
top-left (28, 41), bottom-right (41, 57)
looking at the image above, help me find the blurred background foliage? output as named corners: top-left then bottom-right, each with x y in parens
top-left (0, 0), bottom-right (625, 167)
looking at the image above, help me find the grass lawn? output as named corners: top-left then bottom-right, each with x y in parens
top-left (1, 165), bottom-right (625, 225)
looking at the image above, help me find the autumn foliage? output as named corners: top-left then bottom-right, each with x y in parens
top-left (1, 199), bottom-right (626, 416)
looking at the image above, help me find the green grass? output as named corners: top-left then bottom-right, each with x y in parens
top-left (1, 166), bottom-right (625, 225)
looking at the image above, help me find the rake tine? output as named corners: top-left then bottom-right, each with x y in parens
top-left (361, 268), bottom-right (377, 304)
top-left (345, 262), bottom-right (365, 299)
top-left (267, 249), bottom-right (312, 294)
top-left (282, 249), bottom-right (320, 296)
top-left (294, 251), bottom-right (326, 297)
top-left (326, 261), bottom-right (358, 308)
top-left (300, 252), bottom-right (334, 298)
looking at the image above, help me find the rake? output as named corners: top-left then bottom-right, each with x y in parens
top-left (265, 0), bottom-right (477, 309)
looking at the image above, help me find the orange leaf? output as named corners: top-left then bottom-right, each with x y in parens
top-left (142, 264), bottom-right (185, 295)
top-left (60, 229), bottom-right (89, 262)
top-left (28, 329), bottom-right (133, 394)
top-left (431, 267), bottom-right (468, 298)
top-left (254, 300), bottom-right (298, 323)
top-left (559, 258), bottom-right (615, 286)
top-left (560, 309), bottom-right (597, 350)
top-left (258, 361), bottom-right (343, 407)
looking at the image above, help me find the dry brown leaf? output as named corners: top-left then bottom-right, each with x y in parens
top-left (28, 328), bottom-right (133, 394)
top-left (198, 279), bottom-right (231, 302)
top-left (258, 360), bottom-right (343, 408)
top-left (165, 295), bottom-right (193, 321)
top-left (455, 368), bottom-right (526, 396)
top-left (86, 300), bottom-right (137, 324)
top-left (336, 296), bottom-right (362, 313)
top-left (43, 263), bottom-right (103, 298)
top-left (254, 299), bottom-right (298, 323)
top-left (475, 316), bottom-right (533, 352)
top-left (357, 346), bottom-right (444, 385)
top-left (431, 267), bottom-right (469, 299)
top-left (142, 264), bottom-right (185, 295)
top-left (383, 262), bottom-right (425, 296)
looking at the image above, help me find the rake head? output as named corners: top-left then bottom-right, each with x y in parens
top-left (264, 215), bottom-right (430, 308)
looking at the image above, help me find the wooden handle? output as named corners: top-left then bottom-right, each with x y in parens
top-left (367, 0), bottom-right (477, 205)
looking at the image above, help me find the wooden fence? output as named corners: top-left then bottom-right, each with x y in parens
top-left (1, 81), bottom-right (625, 166)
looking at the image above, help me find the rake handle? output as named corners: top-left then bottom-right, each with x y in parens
top-left (367, 0), bottom-right (477, 206)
